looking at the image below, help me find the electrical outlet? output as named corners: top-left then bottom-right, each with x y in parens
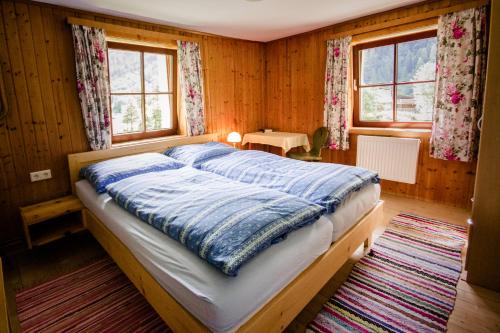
top-left (30, 169), bottom-right (52, 182)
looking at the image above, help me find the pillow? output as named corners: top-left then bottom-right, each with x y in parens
top-left (80, 153), bottom-right (185, 193)
top-left (164, 142), bottom-right (237, 168)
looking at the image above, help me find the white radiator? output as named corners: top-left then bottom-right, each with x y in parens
top-left (356, 135), bottom-right (420, 184)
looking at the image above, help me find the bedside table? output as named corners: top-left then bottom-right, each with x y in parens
top-left (20, 195), bottom-right (85, 249)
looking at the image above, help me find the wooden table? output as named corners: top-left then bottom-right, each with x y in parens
top-left (242, 132), bottom-right (310, 156)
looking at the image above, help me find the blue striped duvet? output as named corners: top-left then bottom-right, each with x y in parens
top-left (105, 167), bottom-right (325, 276)
top-left (199, 150), bottom-right (379, 214)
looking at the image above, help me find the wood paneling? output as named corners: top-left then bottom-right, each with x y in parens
top-left (264, 0), bottom-right (481, 209)
top-left (0, 0), bottom-right (264, 249)
top-left (202, 36), bottom-right (265, 142)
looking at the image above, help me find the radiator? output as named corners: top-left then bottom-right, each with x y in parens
top-left (356, 135), bottom-right (420, 184)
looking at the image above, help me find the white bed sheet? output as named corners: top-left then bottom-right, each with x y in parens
top-left (324, 183), bottom-right (381, 241)
top-left (76, 180), bottom-right (333, 333)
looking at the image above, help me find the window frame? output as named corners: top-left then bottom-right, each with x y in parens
top-left (107, 42), bottom-right (178, 143)
top-left (352, 30), bottom-right (437, 129)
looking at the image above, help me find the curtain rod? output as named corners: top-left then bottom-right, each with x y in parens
top-left (67, 17), bottom-right (202, 44)
top-left (318, 0), bottom-right (488, 42)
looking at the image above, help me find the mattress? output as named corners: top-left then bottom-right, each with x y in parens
top-left (76, 180), bottom-right (333, 333)
top-left (324, 183), bottom-right (380, 241)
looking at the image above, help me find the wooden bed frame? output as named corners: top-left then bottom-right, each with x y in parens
top-left (68, 134), bottom-right (384, 333)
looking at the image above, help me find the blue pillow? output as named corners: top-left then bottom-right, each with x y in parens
top-left (164, 142), bottom-right (237, 168)
top-left (80, 153), bottom-right (185, 193)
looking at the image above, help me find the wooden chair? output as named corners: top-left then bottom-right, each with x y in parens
top-left (288, 127), bottom-right (329, 162)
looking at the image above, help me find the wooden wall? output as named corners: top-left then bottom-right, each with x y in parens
top-left (0, 0), bottom-right (264, 249)
top-left (264, 0), bottom-right (483, 209)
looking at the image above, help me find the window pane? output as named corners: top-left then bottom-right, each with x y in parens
top-left (360, 45), bottom-right (394, 85)
top-left (144, 53), bottom-right (170, 93)
top-left (396, 83), bottom-right (435, 122)
top-left (111, 95), bottom-right (143, 134)
top-left (397, 37), bottom-right (437, 83)
top-left (360, 86), bottom-right (393, 121)
top-left (108, 49), bottom-right (141, 93)
top-left (146, 94), bottom-right (172, 131)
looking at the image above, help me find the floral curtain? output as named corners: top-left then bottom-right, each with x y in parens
top-left (430, 6), bottom-right (488, 162)
top-left (324, 36), bottom-right (351, 151)
top-left (178, 41), bottom-right (205, 136)
top-left (71, 25), bottom-right (111, 150)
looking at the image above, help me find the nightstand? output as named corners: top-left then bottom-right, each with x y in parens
top-left (20, 195), bottom-right (85, 249)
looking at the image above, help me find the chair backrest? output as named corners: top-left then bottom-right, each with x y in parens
top-left (310, 127), bottom-right (329, 156)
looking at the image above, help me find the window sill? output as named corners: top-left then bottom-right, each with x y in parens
top-left (350, 127), bottom-right (431, 138)
top-left (111, 135), bottom-right (186, 149)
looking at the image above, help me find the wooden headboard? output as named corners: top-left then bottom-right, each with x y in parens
top-left (67, 134), bottom-right (218, 193)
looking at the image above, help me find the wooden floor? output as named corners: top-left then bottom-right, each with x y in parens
top-left (3, 194), bottom-right (500, 333)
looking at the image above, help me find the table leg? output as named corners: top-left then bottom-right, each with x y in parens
top-left (248, 143), bottom-right (252, 150)
top-left (281, 149), bottom-right (287, 157)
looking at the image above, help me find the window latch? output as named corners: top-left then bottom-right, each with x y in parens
top-left (353, 79), bottom-right (358, 91)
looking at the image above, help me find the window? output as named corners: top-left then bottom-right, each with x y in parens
top-left (107, 43), bottom-right (177, 143)
top-left (353, 31), bottom-right (437, 128)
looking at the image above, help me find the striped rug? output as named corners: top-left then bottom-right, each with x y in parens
top-left (307, 212), bottom-right (467, 333)
top-left (16, 257), bottom-right (170, 333)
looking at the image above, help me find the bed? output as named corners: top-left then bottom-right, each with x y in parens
top-left (77, 179), bottom-right (333, 332)
top-left (325, 183), bottom-right (380, 241)
top-left (68, 134), bottom-right (384, 333)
